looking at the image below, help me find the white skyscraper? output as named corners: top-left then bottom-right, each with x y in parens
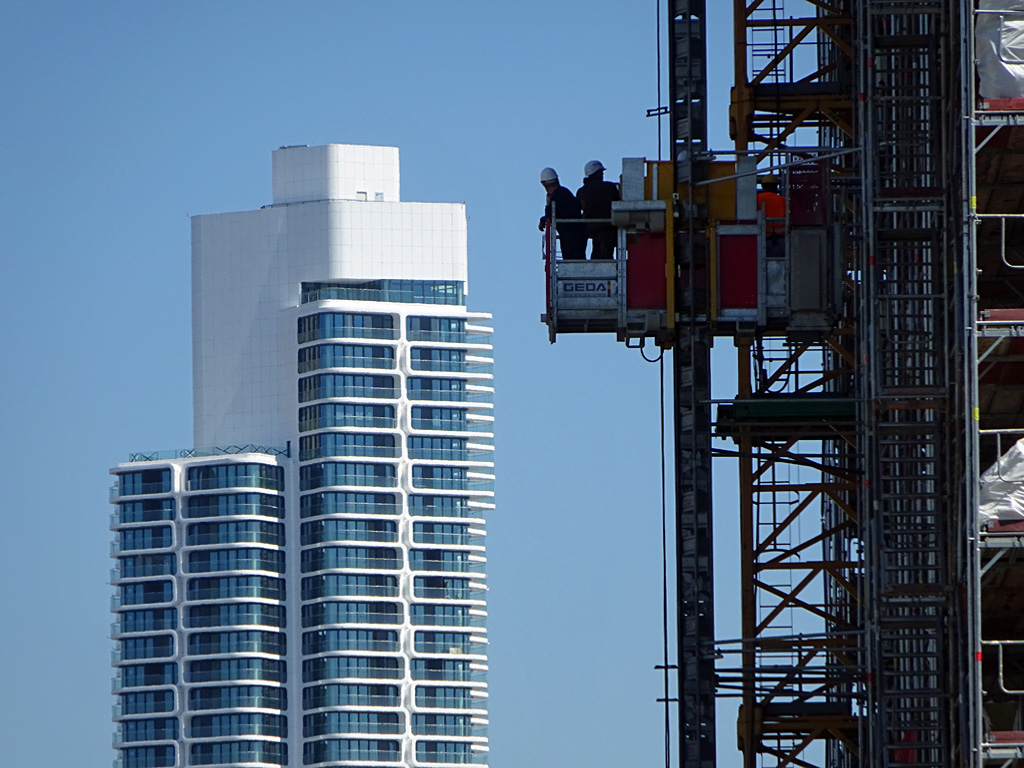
top-left (109, 145), bottom-right (494, 768)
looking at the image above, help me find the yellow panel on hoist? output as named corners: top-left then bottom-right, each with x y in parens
top-left (706, 162), bottom-right (739, 221)
top-left (645, 160), bottom-right (676, 203)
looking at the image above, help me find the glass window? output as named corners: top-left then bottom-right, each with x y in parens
top-left (185, 603), bottom-right (285, 629)
top-left (412, 466), bottom-right (468, 490)
top-left (190, 739), bottom-right (287, 766)
top-left (119, 526), bottom-right (172, 551)
top-left (408, 436), bottom-right (468, 461)
top-left (414, 577), bottom-right (475, 600)
top-left (117, 554), bottom-right (176, 579)
top-left (410, 348), bottom-right (467, 373)
top-left (409, 495), bottom-right (473, 518)
top-left (300, 491), bottom-right (398, 517)
top-left (300, 432), bottom-right (398, 461)
top-left (411, 659), bottom-right (479, 683)
top-left (302, 655), bottom-right (403, 682)
top-left (298, 373), bottom-right (397, 402)
top-left (301, 518), bottom-right (397, 545)
top-left (414, 686), bottom-right (482, 710)
top-left (187, 630), bottom-right (285, 656)
top-left (300, 601), bottom-right (402, 629)
top-left (299, 403), bottom-right (396, 432)
top-left (118, 662), bottom-right (178, 687)
top-left (298, 312), bottom-right (396, 343)
top-left (407, 377), bottom-right (467, 402)
top-left (119, 745), bottom-right (175, 768)
top-left (302, 738), bottom-right (400, 764)
top-left (186, 520), bottom-right (284, 546)
top-left (120, 635), bottom-right (174, 661)
top-left (301, 279), bottom-right (464, 306)
top-left (409, 550), bottom-right (478, 574)
top-left (300, 462), bottom-right (396, 491)
top-left (302, 629), bottom-right (398, 655)
top-left (410, 604), bottom-right (478, 628)
top-left (298, 344), bottom-right (395, 373)
top-left (413, 522), bottom-right (472, 546)
top-left (188, 713), bottom-right (286, 739)
top-left (302, 683), bottom-right (399, 710)
top-left (120, 580), bottom-right (173, 606)
top-left (411, 406), bottom-right (467, 431)
top-left (301, 573), bottom-right (398, 600)
top-left (186, 463), bottom-right (283, 492)
top-left (185, 493), bottom-right (284, 519)
top-left (119, 717), bottom-right (179, 743)
top-left (187, 657), bottom-right (285, 684)
top-left (187, 548), bottom-right (285, 574)
top-left (301, 546), bottom-right (400, 573)
top-left (118, 469), bottom-right (171, 496)
top-left (407, 316), bottom-right (466, 343)
top-left (414, 632), bottom-right (485, 655)
top-left (187, 575), bottom-right (284, 601)
top-left (413, 714), bottom-right (479, 737)
top-left (416, 740), bottom-right (483, 763)
top-left (118, 499), bottom-right (175, 523)
top-left (304, 711), bottom-right (401, 737)
top-left (118, 609), bottom-right (177, 633)
top-left (187, 685), bottom-right (286, 711)
top-left (120, 690), bottom-right (174, 715)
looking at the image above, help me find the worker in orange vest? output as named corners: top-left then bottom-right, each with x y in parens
top-left (756, 175), bottom-right (786, 258)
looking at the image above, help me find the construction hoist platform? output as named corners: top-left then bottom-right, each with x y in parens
top-left (542, 155), bottom-right (844, 346)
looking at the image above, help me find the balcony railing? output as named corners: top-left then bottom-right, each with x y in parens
top-left (415, 641), bottom-right (488, 656)
top-left (110, 482), bottom-right (171, 500)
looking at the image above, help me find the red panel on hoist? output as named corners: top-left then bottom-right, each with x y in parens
top-left (719, 235), bottom-right (758, 309)
top-left (626, 233), bottom-right (667, 309)
top-left (789, 162), bottom-right (826, 226)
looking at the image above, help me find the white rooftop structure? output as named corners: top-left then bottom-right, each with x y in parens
top-left (191, 144), bottom-right (470, 448)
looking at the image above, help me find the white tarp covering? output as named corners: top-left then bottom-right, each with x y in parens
top-left (977, 0), bottom-right (1024, 99)
top-left (980, 438), bottom-right (1024, 520)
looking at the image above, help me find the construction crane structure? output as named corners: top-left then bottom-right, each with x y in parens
top-left (542, 2), bottom-right (1024, 767)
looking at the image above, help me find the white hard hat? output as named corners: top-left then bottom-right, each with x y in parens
top-left (540, 167), bottom-right (558, 183)
top-left (584, 160), bottom-right (606, 177)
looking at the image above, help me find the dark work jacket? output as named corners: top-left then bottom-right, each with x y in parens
top-left (576, 176), bottom-right (620, 234)
top-left (545, 185), bottom-right (582, 225)
top-left (576, 177), bottom-right (620, 219)
top-left (543, 185), bottom-right (586, 259)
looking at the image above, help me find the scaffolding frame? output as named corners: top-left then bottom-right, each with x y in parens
top-left (857, 4), bottom-right (972, 766)
top-left (719, 2), bottom-right (975, 767)
top-left (719, 333), bottom-right (862, 768)
top-left (667, 2), bottom-right (990, 767)
top-left (731, 0), bottom-right (855, 159)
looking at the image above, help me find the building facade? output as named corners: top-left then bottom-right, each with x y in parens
top-left (110, 145), bottom-right (494, 768)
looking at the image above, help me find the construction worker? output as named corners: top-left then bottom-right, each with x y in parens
top-left (576, 160), bottom-right (620, 260)
top-left (756, 175), bottom-right (786, 258)
top-left (538, 167), bottom-right (586, 260)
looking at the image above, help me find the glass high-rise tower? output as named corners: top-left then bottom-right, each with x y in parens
top-left (109, 145), bottom-right (494, 768)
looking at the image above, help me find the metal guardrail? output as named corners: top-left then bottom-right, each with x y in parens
top-left (127, 444), bottom-right (289, 462)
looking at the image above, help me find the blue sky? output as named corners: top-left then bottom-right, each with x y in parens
top-left (0, 3), bottom-right (741, 766)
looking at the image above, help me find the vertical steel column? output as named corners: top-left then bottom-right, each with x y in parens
top-left (675, 326), bottom-right (715, 768)
top-left (670, 3), bottom-right (715, 768)
top-left (857, 2), bottom-right (968, 766)
top-left (672, 0), bottom-right (707, 182)
top-left (960, 3), bottom-right (981, 765)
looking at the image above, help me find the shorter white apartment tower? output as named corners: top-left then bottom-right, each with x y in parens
top-left (109, 145), bottom-right (494, 768)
